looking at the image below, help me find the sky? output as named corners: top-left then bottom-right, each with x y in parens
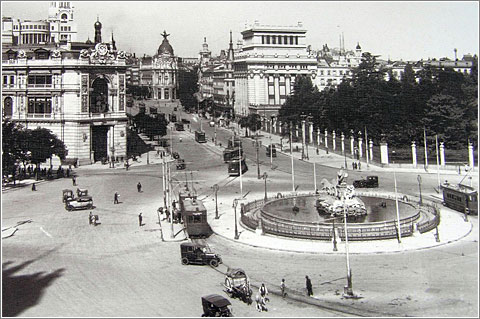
top-left (2, 1), bottom-right (479, 61)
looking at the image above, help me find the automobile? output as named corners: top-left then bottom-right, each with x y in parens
top-left (180, 242), bottom-right (222, 267)
top-left (209, 121), bottom-right (215, 127)
top-left (172, 152), bottom-right (180, 159)
top-left (353, 176), bottom-right (379, 188)
top-left (181, 119), bottom-right (191, 124)
top-left (65, 196), bottom-right (93, 211)
top-left (201, 294), bottom-right (233, 317)
top-left (176, 158), bottom-right (186, 170)
top-left (62, 189), bottom-right (74, 202)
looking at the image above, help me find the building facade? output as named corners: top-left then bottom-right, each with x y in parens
top-left (233, 21), bottom-right (318, 118)
top-left (2, 1), bottom-right (77, 45)
top-left (2, 17), bottom-right (128, 166)
top-left (139, 31), bottom-right (179, 102)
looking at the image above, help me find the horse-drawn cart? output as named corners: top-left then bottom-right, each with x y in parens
top-left (223, 268), bottom-right (252, 305)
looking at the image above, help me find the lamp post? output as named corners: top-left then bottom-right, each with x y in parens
top-left (233, 198), bottom-right (240, 239)
top-left (256, 126), bottom-right (260, 179)
top-left (343, 198), bottom-right (354, 297)
top-left (332, 217), bottom-right (338, 251)
top-left (417, 175), bottom-right (423, 205)
top-left (213, 184), bottom-right (219, 219)
top-left (263, 172), bottom-right (268, 201)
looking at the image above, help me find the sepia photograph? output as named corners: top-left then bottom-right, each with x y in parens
top-left (1, 1), bottom-right (478, 317)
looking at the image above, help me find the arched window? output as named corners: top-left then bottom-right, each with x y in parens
top-left (3, 97), bottom-right (13, 117)
top-left (61, 13), bottom-right (68, 20)
top-left (90, 77), bottom-right (109, 113)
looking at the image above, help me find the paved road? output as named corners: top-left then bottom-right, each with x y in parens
top-left (2, 105), bottom-right (478, 317)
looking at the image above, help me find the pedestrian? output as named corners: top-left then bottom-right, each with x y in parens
top-left (72, 176), bottom-right (76, 186)
top-left (165, 209), bottom-right (170, 222)
top-left (137, 182), bottom-right (142, 193)
top-left (280, 278), bottom-right (287, 298)
top-left (353, 162), bottom-right (357, 170)
top-left (89, 211), bottom-right (93, 225)
top-left (138, 213), bottom-right (143, 226)
top-left (352, 162), bottom-right (355, 170)
top-left (358, 161), bottom-right (361, 170)
top-left (31, 183), bottom-right (36, 191)
top-left (259, 283), bottom-right (269, 301)
top-left (306, 275), bottom-right (313, 296)
top-left (114, 192), bottom-right (119, 204)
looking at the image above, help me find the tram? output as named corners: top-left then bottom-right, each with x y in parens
top-left (181, 197), bottom-right (212, 238)
top-left (223, 147), bottom-right (243, 163)
top-left (228, 157), bottom-right (248, 176)
top-left (441, 182), bottom-right (478, 215)
top-left (195, 130), bottom-right (206, 143)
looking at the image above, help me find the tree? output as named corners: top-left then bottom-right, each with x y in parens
top-left (178, 66), bottom-right (199, 112)
top-left (28, 128), bottom-right (67, 168)
top-left (238, 113), bottom-right (262, 137)
top-left (2, 119), bottom-right (25, 182)
top-left (278, 76), bottom-right (319, 126)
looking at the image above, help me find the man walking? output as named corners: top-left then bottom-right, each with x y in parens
top-left (280, 278), bottom-right (287, 298)
top-left (72, 176), bottom-right (76, 186)
top-left (306, 275), bottom-right (313, 296)
top-left (89, 211), bottom-right (93, 225)
top-left (137, 182), bottom-right (142, 193)
top-left (138, 213), bottom-right (143, 226)
top-left (114, 192), bottom-right (119, 204)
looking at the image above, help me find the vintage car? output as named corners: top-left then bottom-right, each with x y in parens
top-left (62, 189), bottom-right (74, 203)
top-left (201, 294), bottom-right (233, 317)
top-left (176, 159), bottom-right (186, 170)
top-left (223, 268), bottom-right (252, 305)
top-left (180, 242), bottom-right (222, 267)
top-left (65, 196), bottom-right (93, 211)
top-left (352, 176), bottom-right (379, 188)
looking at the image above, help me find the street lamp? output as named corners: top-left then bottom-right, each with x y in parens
top-left (233, 198), bottom-right (240, 239)
top-left (332, 217), bottom-right (338, 251)
top-left (213, 184), bottom-right (219, 219)
top-left (417, 175), bottom-right (423, 205)
top-left (262, 172), bottom-right (268, 201)
top-left (343, 197), bottom-right (354, 297)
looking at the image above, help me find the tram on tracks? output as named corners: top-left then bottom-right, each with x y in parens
top-left (441, 182), bottom-right (478, 215)
top-left (178, 189), bottom-right (212, 238)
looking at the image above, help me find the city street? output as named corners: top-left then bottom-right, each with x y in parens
top-left (2, 105), bottom-right (478, 317)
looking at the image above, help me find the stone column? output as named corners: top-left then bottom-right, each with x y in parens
top-left (380, 142), bottom-right (389, 165)
top-left (350, 135), bottom-right (355, 155)
top-left (309, 124), bottom-right (313, 145)
top-left (278, 121), bottom-right (282, 135)
top-left (317, 127), bottom-right (321, 146)
top-left (324, 129), bottom-right (328, 148)
top-left (440, 142), bottom-right (446, 167)
top-left (332, 131), bottom-right (336, 151)
top-left (468, 141), bottom-right (475, 169)
top-left (341, 133), bottom-right (345, 154)
top-left (358, 137), bottom-right (363, 158)
top-left (411, 141), bottom-right (417, 168)
top-left (369, 139), bottom-right (374, 161)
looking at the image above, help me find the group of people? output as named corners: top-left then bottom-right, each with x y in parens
top-left (352, 161), bottom-right (362, 170)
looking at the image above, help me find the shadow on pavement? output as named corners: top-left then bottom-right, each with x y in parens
top-left (2, 260), bottom-right (65, 317)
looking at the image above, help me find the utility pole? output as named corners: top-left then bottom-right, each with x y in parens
top-left (263, 172), bottom-right (268, 201)
top-left (256, 128), bottom-right (260, 179)
top-left (290, 123), bottom-right (295, 193)
top-left (393, 170), bottom-right (402, 244)
top-left (213, 184), bottom-right (219, 219)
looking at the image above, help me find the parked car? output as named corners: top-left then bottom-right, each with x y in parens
top-left (180, 242), bottom-right (222, 267)
top-left (176, 158), bottom-right (186, 170)
top-left (353, 176), bottom-right (379, 188)
top-left (172, 152), bottom-right (180, 159)
top-left (62, 189), bottom-right (74, 203)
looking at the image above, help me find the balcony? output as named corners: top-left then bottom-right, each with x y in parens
top-left (27, 84), bottom-right (52, 88)
top-left (26, 113), bottom-right (52, 118)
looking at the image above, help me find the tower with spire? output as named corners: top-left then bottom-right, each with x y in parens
top-left (94, 16), bottom-right (102, 44)
top-left (111, 32), bottom-right (117, 51)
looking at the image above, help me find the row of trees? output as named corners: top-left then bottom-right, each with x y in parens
top-left (278, 53), bottom-right (478, 148)
top-left (178, 66), bottom-right (199, 113)
top-left (130, 113), bottom-right (168, 141)
top-left (2, 119), bottom-right (67, 179)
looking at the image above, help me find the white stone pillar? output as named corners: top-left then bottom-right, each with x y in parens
top-left (341, 133), bottom-right (345, 154)
top-left (358, 137), bottom-right (363, 158)
top-left (369, 139), bottom-right (374, 161)
top-left (309, 124), bottom-right (313, 144)
top-left (440, 142), bottom-right (446, 167)
top-left (295, 125), bottom-right (299, 140)
top-left (468, 142), bottom-right (475, 169)
top-left (332, 131), bottom-right (336, 151)
top-left (317, 127), bottom-right (321, 146)
top-left (324, 129), bottom-right (328, 148)
top-left (380, 143), bottom-right (389, 165)
top-left (350, 135), bottom-right (354, 155)
top-left (411, 141), bottom-right (417, 168)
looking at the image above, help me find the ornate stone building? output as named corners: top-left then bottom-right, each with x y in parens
top-left (2, 18), bottom-right (128, 165)
top-left (139, 31), bottom-right (179, 102)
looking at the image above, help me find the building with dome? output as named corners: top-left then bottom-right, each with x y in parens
top-left (139, 31), bottom-right (179, 103)
top-left (2, 10), bottom-right (128, 166)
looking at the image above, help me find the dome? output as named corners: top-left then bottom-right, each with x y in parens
top-left (356, 42), bottom-right (361, 50)
top-left (157, 30), bottom-right (174, 56)
top-left (94, 17), bottom-right (102, 29)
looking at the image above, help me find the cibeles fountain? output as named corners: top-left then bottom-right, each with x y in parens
top-left (314, 168), bottom-right (367, 218)
top-left (240, 169), bottom-right (440, 242)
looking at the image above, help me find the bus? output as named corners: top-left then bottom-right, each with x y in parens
top-left (441, 182), bottom-right (478, 215)
top-left (228, 157), bottom-right (248, 176)
top-left (195, 130), bottom-right (206, 143)
top-left (223, 147), bottom-right (243, 163)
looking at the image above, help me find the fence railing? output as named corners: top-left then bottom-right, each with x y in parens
top-left (240, 191), bottom-right (436, 241)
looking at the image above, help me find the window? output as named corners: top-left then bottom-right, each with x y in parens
top-left (284, 35), bottom-right (288, 45)
top-left (3, 97), bottom-right (13, 117)
top-left (272, 36), bottom-right (276, 44)
top-left (3, 76), bottom-right (7, 86)
top-left (28, 75), bottom-right (52, 86)
top-left (290, 36), bottom-right (294, 44)
top-left (61, 13), bottom-right (68, 20)
top-left (262, 35), bottom-right (265, 44)
top-left (266, 35), bottom-right (270, 44)
top-left (10, 76), bottom-right (15, 85)
top-left (295, 36), bottom-right (298, 45)
top-left (27, 97), bottom-right (52, 114)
